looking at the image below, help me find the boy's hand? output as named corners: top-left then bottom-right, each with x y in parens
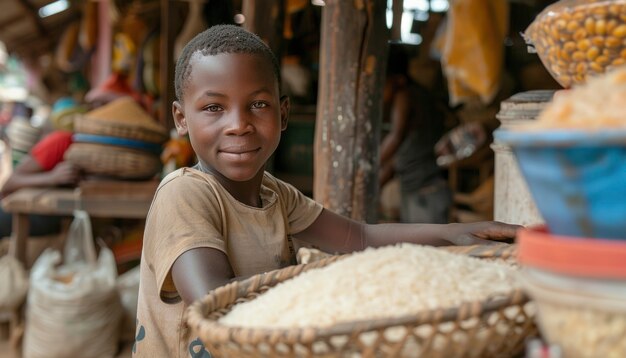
top-left (443, 222), bottom-right (522, 246)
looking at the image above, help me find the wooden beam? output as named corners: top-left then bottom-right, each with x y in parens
top-left (7, 31), bottom-right (58, 57)
top-left (17, 0), bottom-right (47, 37)
top-left (0, 15), bottom-right (24, 33)
top-left (242, 0), bottom-right (285, 57)
top-left (160, 0), bottom-right (178, 130)
top-left (6, 12), bottom-right (80, 58)
top-left (391, 0), bottom-right (403, 41)
top-left (313, 0), bottom-right (389, 223)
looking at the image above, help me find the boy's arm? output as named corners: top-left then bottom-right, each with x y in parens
top-left (172, 247), bottom-right (238, 305)
top-left (296, 209), bottom-right (519, 254)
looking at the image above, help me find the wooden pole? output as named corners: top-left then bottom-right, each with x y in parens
top-left (313, 0), bottom-right (388, 223)
top-left (242, 0), bottom-right (285, 58)
top-left (391, 0), bottom-right (403, 41)
top-left (160, 0), bottom-right (178, 130)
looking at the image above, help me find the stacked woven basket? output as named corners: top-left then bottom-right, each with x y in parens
top-left (65, 97), bottom-right (168, 180)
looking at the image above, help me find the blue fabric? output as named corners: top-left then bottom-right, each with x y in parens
top-left (73, 133), bottom-right (163, 155)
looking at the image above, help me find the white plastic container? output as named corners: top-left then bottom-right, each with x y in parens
top-left (493, 90), bottom-right (553, 226)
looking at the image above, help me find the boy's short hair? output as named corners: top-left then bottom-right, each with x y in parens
top-left (175, 24), bottom-right (282, 101)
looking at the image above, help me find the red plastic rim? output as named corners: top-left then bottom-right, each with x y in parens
top-left (517, 226), bottom-right (626, 279)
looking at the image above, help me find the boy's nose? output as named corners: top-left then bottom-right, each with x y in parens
top-left (224, 110), bottom-right (253, 135)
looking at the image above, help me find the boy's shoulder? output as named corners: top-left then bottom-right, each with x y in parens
top-left (159, 167), bottom-right (199, 187)
top-left (156, 167), bottom-right (218, 193)
top-left (261, 171), bottom-right (291, 193)
top-left (261, 171), bottom-right (308, 200)
top-left (155, 168), bottom-right (299, 200)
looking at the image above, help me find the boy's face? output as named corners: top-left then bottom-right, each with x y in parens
top-left (173, 52), bottom-right (288, 183)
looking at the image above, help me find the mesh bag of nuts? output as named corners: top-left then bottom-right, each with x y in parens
top-left (524, 0), bottom-right (626, 88)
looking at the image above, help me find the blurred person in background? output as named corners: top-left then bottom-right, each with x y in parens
top-left (0, 129), bottom-right (80, 239)
top-left (379, 44), bottom-right (452, 224)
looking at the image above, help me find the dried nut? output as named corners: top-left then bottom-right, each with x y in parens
top-left (528, 2), bottom-right (626, 87)
top-left (577, 39), bottom-right (591, 51)
top-left (590, 61), bottom-right (604, 72)
top-left (596, 55), bottom-right (610, 65)
top-left (572, 51), bottom-right (586, 62)
top-left (573, 28), bottom-right (588, 41)
top-left (586, 47), bottom-right (600, 61)
top-left (609, 4), bottom-right (622, 14)
top-left (592, 36), bottom-right (606, 47)
top-left (564, 41), bottom-right (577, 52)
top-left (585, 18), bottom-right (596, 35)
top-left (596, 19), bottom-right (607, 36)
top-left (566, 20), bottom-right (579, 33)
top-left (612, 58), bottom-right (626, 66)
top-left (614, 25), bottom-right (626, 38)
top-left (606, 36), bottom-right (621, 48)
top-left (593, 6), bottom-right (609, 17)
top-left (573, 11), bottom-right (585, 22)
top-left (561, 50), bottom-right (572, 61)
top-left (607, 19), bottom-right (619, 34)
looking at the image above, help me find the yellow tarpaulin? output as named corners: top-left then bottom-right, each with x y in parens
top-left (437, 0), bottom-right (509, 106)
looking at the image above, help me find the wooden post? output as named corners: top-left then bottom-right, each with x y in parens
top-left (391, 0), bottom-right (403, 41)
top-left (313, 0), bottom-right (388, 223)
top-left (242, 0), bottom-right (285, 57)
top-left (160, 0), bottom-right (178, 130)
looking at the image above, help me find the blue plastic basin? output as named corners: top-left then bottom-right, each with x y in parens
top-left (495, 129), bottom-right (626, 240)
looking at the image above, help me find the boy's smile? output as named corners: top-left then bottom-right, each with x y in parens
top-left (173, 51), bottom-right (289, 191)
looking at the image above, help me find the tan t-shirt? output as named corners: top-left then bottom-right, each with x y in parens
top-left (133, 168), bottom-right (323, 357)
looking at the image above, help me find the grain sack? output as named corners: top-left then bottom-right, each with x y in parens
top-left (22, 211), bottom-right (123, 358)
top-left (220, 243), bottom-right (519, 329)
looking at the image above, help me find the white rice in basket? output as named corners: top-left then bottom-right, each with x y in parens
top-left (219, 243), bottom-right (519, 329)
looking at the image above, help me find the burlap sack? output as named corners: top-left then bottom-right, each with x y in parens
top-left (22, 211), bottom-right (123, 358)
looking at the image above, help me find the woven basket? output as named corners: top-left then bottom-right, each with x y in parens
top-left (64, 143), bottom-right (162, 180)
top-left (75, 118), bottom-right (168, 144)
top-left (187, 245), bottom-right (537, 358)
top-left (75, 97), bottom-right (168, 144)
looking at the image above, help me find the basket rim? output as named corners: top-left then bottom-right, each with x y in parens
top-left (186, 244), bottom-right (530, 345)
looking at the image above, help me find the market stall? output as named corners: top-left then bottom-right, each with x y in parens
top-left (0, 0), bottom-right (623, 357)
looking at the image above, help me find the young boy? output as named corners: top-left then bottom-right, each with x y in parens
top-left (134, 24), bottom-right (518, 357)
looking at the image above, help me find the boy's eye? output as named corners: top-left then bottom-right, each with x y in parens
top-left (251, 101), bottom-right (268, 109)
top-left (204, 105), bottom-right (222, 112)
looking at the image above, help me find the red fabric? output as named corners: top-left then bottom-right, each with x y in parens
top-left (30, 131), bottom-right (74, 171)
